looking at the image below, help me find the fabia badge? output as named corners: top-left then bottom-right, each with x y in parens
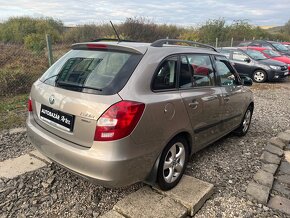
top-left (49, 95), bottom-right (55, 105)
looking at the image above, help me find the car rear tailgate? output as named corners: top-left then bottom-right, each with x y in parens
top-left (30, 80), bottom-right (122, 148)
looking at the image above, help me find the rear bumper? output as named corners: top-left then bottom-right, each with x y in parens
top-left (26, 114), bottom-right (158, 188)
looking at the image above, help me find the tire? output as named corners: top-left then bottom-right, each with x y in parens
top-left (234, 106), bottom-right (253, 136)
top-left (252, 70), bottom-right (267, 83)
top-left (157, 136), bottom-right (189, 190)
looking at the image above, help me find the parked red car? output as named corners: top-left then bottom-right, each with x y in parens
top-left (246, 46), bottom-right (290, 73)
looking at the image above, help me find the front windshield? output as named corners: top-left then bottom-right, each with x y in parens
top-left (263, 49), bottom-right (281, 57)
top-left (244, 50), bottom-right (267, 60)
top-left (272, 43), bottom-right (289, 52)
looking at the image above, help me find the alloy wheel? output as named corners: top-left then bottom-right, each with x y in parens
top-left (162, 142), bottom-right (186, 183)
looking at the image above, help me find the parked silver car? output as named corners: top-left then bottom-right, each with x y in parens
top-left (27, 39), bottom-right (254, 190)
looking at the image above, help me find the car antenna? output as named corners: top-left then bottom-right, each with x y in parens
top-left (110, 21), bottom-right (121, 43)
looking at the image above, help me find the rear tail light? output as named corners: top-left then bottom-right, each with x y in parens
top-left (28, 98), bottom-right (33, 112)
top-left (94, 101), bottom-right (145, 141)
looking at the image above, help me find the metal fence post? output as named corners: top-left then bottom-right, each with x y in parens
top-left (215, 38), bottom-right (218, 48)
top-left (46, 34), bottom-right (53, 66)
top-left (230, 37), bottom-right (233, 47)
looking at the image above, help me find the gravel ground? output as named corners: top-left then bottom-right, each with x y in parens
top-left (0, 130), bottom-right (34, 162)
top-left (0, 164), bottom-right (143, 217)
top-left (1, 80), bottom-right (290, 217)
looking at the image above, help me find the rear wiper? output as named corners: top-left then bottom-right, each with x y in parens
top-left (42, 74), bottom-right (59, 83)
top-left (56, 81), bottom-right (102, 91)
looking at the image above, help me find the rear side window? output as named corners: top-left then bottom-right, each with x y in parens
top-left (232, 51), bottom-right (248, 61)
top-left (152, 56), bottom-right (178, 91)
top-left (40, 50), bottom-right (142, 95)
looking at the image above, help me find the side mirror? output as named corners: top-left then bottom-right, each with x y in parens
top-left (244, 57), bottom-right (251, 63)
top-left (241, 76), bottom-right (253, 86)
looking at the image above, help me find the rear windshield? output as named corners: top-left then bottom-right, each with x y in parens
top-left (40, 50), bottom-right (142, 95)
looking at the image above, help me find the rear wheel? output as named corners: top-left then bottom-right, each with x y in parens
top-left (253, 70), bottom-right (267, 83)
top-left (234, 106), bottom-right (253, 136)
top-left (157, 136), bottom-right (189, 190)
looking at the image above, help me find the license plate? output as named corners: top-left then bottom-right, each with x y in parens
top-left (40, 105), bottom-right (75, 131)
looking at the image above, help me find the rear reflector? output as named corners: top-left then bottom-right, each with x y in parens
top-left (28, 99), bottom-right (33, 112)
top-left (94, 101), bottom-right (145, 141)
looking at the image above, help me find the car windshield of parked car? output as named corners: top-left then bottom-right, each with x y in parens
top-left (244, 50), bottom-right (267, 60)
top-left (263, 49), bottom-right (281, 57)
top-left (272, 43), bottom-right (289, 52)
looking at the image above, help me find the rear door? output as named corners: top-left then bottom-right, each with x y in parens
top-left (179, 54), bottom-right (224, 148)
top-left (212, 55), bottom-right (245, 133)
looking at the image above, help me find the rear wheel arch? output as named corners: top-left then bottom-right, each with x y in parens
top-left (144, 131), bottom-right (192, 186)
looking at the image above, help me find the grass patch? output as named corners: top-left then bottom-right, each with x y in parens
top-left (0, 94), bottom-right (28, 130)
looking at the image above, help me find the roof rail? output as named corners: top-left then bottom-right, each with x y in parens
top-left (151, 39), bottom-right (217, 52)
top-left (91, 38), bottom-right (137, 43)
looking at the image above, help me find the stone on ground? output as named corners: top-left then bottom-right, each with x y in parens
top-left (261, 163), bottom-right (278, 174)
top-left (113, 186), bottom-right (187, 218)
top-left (246, 182), bottom-right (270, 204)
top-left (273, 181), bottom-right (290, 197)
top-left (285, 151), bottom-right (290, 163)
top-left (277, 132), bottom-right (290, 145)
top-left (260, 151), bottom-right (281, 165)
top-left (276, 175), bottom-right (290, 185)
top-left (253, 170), bottom-right (274, 188)
top-left (268, 195), bottom-right (290, 215)
top-left (264, 144), bottom-right (284, 157)
top-left (278, 161), bottom-right (290, 175)
top-left (269, 137), bottom-right (286, 149)
top-left (0, 154), bottom-right (47, 179)
top-left (154, 175), bottom-right (214, 216)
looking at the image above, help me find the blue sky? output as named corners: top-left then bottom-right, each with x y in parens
top-left (0, 0), bottom-right (289, 26)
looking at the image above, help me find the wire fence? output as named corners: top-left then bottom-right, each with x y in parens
top-left (0, 36), bottom-right (283, 98)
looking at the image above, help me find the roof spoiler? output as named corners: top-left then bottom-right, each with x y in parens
top-left (71, 42), bottom-right (143, 54)
top-left (151, 39), bottom-right (217, 52)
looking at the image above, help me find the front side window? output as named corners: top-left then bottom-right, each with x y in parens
top-left (232, 51), bottom-right (248, 62)
top-left (244, 50), bottom-right (267, 60)
top-left (152, 56), bottom-right (178, 91)
top-left (214, 56), bottom-right (238, 86)
top-left (263, 49), bottom-right (281, 57)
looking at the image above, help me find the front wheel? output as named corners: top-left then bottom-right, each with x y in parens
top-left (157, 136), bottom-right (189, 190)
top-left (253, 70), bottom-right (267, 83)
top-left (234, 106), bottom-right (253, 136)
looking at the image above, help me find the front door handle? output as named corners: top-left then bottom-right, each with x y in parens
top-left (188, 100), bottom-right (199, 109)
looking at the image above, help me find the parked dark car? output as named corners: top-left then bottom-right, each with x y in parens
top-left (238, 40), bottom-right (290, 57)
top-left (218, 47), bottom-right (288, 83)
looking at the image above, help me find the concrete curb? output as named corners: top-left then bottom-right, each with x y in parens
top-left (100, 176), bottom-right (214, 218)
top-left (0, 150), bottom-right (49, 179)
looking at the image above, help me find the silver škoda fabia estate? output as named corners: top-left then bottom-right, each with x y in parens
top-left (27, 39), bottom-right (254, 190)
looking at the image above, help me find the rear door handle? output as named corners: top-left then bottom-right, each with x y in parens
top-left (188, 100), bottom-right (199, 109)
